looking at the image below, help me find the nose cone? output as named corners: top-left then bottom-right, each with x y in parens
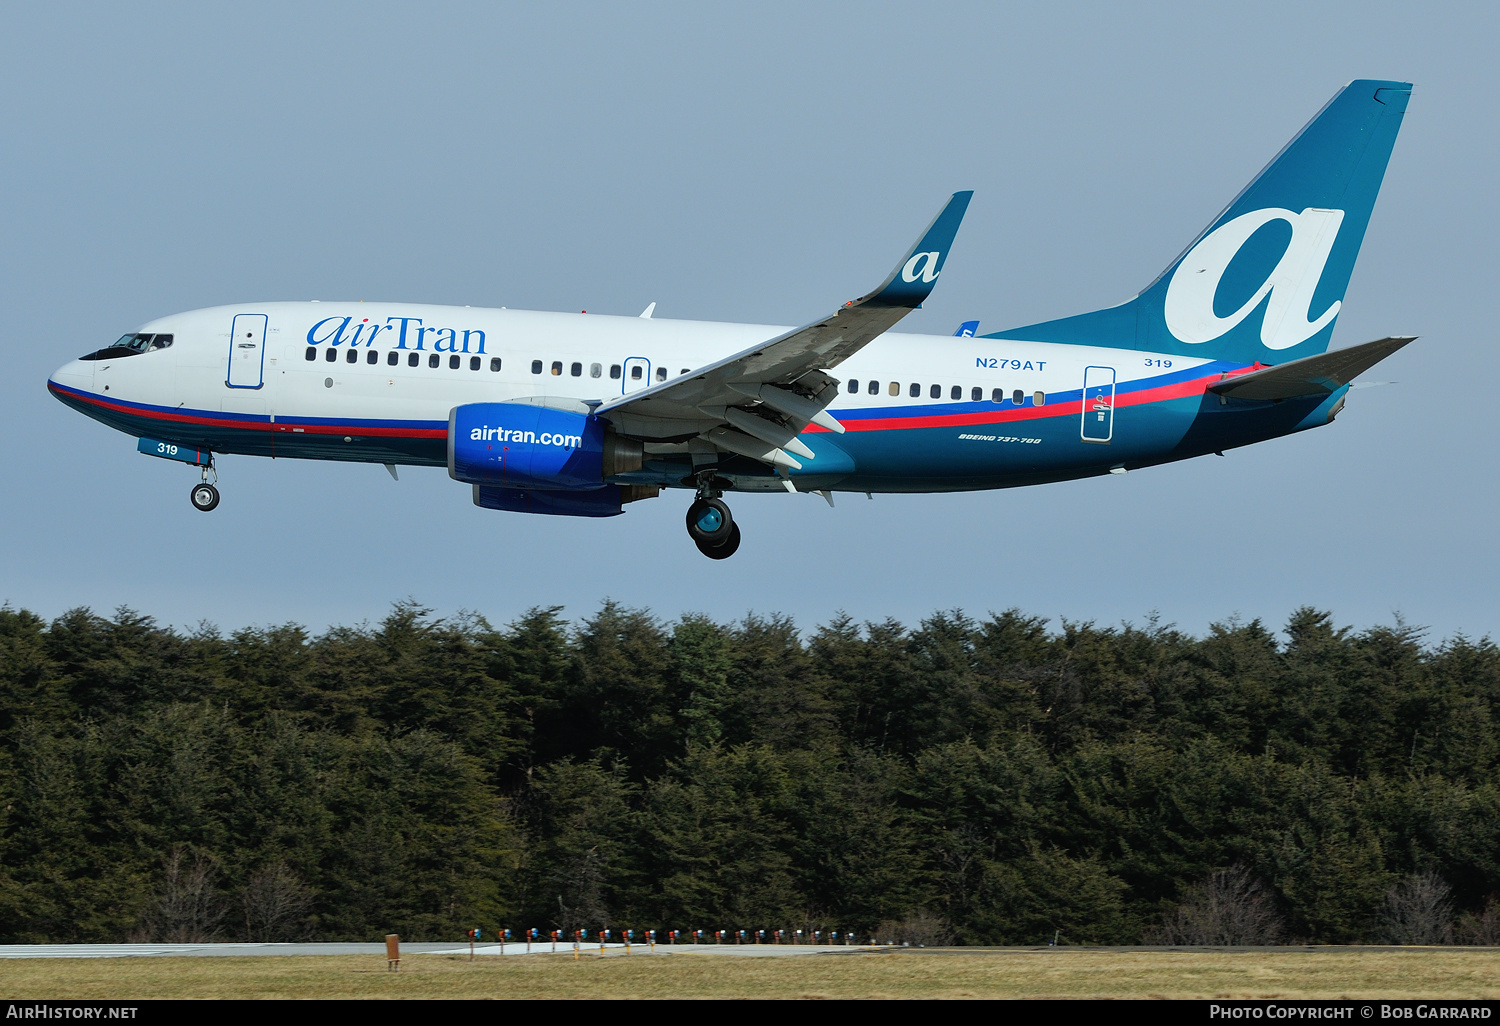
top-left (48, 358), bottom-right (93, 396)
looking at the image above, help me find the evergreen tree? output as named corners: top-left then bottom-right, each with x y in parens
top-left (0, 600), bottom-right (1497, 943)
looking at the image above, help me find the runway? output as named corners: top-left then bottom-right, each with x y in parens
top-left (0, 943), bottom-right (463, 959)
top-left (0, 941), bottom-right (868, 959)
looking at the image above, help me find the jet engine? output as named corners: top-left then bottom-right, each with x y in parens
top-left (448, 401), bottom-right (645, 497)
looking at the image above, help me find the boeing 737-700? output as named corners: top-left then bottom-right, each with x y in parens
top-left (49, 80), bottom-right (1414, 558)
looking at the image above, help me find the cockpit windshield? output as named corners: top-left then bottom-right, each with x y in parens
top-left (79, 333), bottom-right (173, 361)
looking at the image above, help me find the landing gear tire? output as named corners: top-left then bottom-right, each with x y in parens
top-left (686, 497), bottom-right (739, 559)
top-left (694, 522), bottom-right (741, 560)
top-left (686, 497), bottom-right (734, 545)
top-left (190, 483), bottom-right (220, 512)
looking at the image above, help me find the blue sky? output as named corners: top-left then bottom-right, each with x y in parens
top-left (2, 1), bottom-right (1494, 641)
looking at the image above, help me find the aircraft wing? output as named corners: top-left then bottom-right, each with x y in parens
top-left (1209, 335), bottom-right (1416, 402)
top-left (594, 191), bottom-right (973, 469)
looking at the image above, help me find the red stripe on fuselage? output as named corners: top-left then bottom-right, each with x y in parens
top-left (818, 370), bottom-right (1230, 434)
top-left (49, 383), bottom-right (447, 438)
top-left (53, 364), bottom-right (1256, 442)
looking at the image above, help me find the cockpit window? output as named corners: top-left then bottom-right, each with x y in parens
top-left (80, 333), bottom-right (171, 361)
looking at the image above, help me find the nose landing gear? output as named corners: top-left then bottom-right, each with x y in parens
top-left (189, 460), bottom-right (220, 512)
top-left (686, 481), bottom-right (740, 559)
top-left (190, 482), bottom-right (220, 511)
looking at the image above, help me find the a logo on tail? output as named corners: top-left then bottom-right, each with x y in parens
top-left (901, 251), bottom-right (941, 284)
top-left (1164, 207), bottom-right (1345, 351)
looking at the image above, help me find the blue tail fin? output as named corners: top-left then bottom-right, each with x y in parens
top-left (992, 80), bottom-right (1411, 365)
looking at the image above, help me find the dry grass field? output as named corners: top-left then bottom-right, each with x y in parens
top-left (2, 947), bottom-right (1498, 1000)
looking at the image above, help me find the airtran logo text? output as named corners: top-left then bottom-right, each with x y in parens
top-left (307, 316), bottom-right (486, 353)
top-left (1164, 207), bottom-right (1345, 351)
top-left (469, 426), bottom-right (582, 448)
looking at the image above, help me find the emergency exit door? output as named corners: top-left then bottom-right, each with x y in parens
top-left (621, 356), bottom-right (651, 395)
top-left (227, 313), bottom-right (267, 389)
top-left (1081, 365), bottom-right (1115, 443)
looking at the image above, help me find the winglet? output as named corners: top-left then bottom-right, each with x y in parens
top-left (860, 191), bottom-right (973, 308)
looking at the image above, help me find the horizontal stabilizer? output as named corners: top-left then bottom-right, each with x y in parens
top-left (1208, 335), bottom-right (1415, 401)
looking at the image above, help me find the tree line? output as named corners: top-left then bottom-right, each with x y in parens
top-left (1, 600), bottom-right (1497, 945)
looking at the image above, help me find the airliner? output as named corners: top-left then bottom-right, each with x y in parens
top-left (49, 80), bottom-right (1413, 558)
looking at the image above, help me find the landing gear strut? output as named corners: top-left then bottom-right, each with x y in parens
top-left (189, 459), bottom-right (219, 512)
top-left (687, 479), bottom-right (740, 559)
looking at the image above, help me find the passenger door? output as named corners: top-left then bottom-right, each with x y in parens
top-left (227, 313), bottom-right (267, 389)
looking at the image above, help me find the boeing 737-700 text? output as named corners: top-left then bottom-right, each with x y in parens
top-left (50, 80), bottom-right (1414, 558)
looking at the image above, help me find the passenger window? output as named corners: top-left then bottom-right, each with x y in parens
top-left (910, 383), bottom-right (921, 398)
top-left (550, 361), bottom-right (562, 376)
top-left (346, 349), bottom-right (358, 364)
top-left (1033, 390), bottom-right (1046, 406)
top-left (470, 356), bottom-right (481, 371)
top-left (590, 363), bottom-right (601, 378)
top-left (868, 380), bottom-right (879, 395)
top-left (610, 364), bottom-right (622, 379)
top-left (971, 387), bottom-right (982, 401)
top-left (952, 385), bottom-right (962, 400)
top-left (1012, 389), bottom-right (1025, 405)
top-left (847, 379), bottom-right (858, 394)
top-left (408, 352), bottom-right (419, 367)
top-left (325, 348), bottom-right (337, 362)
top-left (366, 350), bottom-right (378, 365)
top-left (929, 384), bottom-right (940, 399)
top-left (888, 381), bottom-right (899, 396)
top-left (491, 357), bottom-right (502, 371)
top-left (305, 347), bottom-right (316, 361)
top-left (387, 351), bottom-right (398, 366)
top-left (656, 366), bottom-right (667, 381)
top-left (992, 388), bottom-right (1003, 402)
top-left (531, 360), bottom-right (543, 374)
top-left (680, 368), bottom-right (690, 375)
top-left (429, 354), bottom-right (440, 368)
top-left (571, 361), bottom-right (582, 376)
top-left (631, 365), bottom-right (643, 379)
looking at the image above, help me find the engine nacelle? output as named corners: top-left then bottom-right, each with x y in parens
top-left (449, 402), bottom-right (641, 490)
top-left (474, 484), bottom-right (658, 518)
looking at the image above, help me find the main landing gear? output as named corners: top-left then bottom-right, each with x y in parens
top-left (686, 480), bottom-right (740, 559)
top-left (189, 460), bottom-right (219, 512)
